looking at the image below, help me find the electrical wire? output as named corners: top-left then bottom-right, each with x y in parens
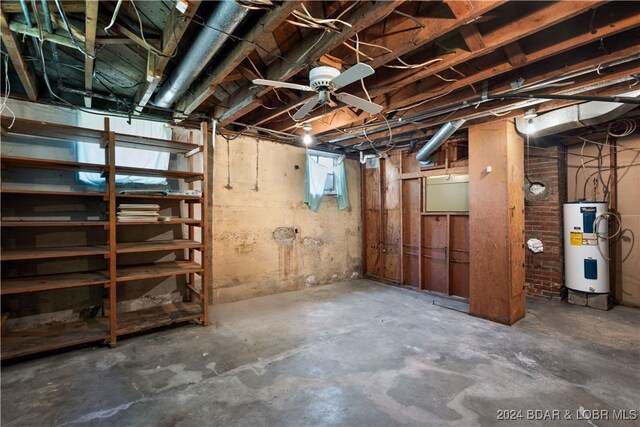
top-left (593, 212), bottom-right (622, 261)
top-left (129, 0), bottom-right (165, 56)
top-left (1, 53), bottom-right (17, 128)
top-left (104, 0), bottom-right (123, 33)
top-left (52, 0), bottom-right (95, 59)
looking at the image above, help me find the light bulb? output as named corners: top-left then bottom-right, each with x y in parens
top-left (526, 119), bottom-right (536, 134)
top-left (303, 133), bottom-right (313, 145)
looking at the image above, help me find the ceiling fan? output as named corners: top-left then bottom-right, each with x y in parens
top-left (252, 63), bottom-right (383, 121)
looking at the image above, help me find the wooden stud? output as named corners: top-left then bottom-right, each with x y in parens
top-left (84, 0), bottom-right (99, 107)
top-left (458, 24), bottom-right (485, 52)
top-left (503, 41), bottom-right (527, 66)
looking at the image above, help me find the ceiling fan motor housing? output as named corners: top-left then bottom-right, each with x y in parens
top-left (309, 66), bottom-right (341, 91)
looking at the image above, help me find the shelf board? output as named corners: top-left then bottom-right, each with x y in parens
top-left (116, 218), bottom-right (201, 226)
top-left (116, 302), bottom-right (202, 336)
top-left (1, 245), bottom-right (109, 261)
top-left (1, 220), bottom-right (108, 227)
top-left (1, 319), bottom-right (109, 360)
top-left (117, 240), bottom-right (203, 254)
top-left (114, 166), bottom-right (203, 180)
top-left (0, 155), bottom-right (105, 173)
top-left (2, 117), bottom-right (105, 145)
top-left (114, 133), bottom-right (200, 153)
top-left (115, 261), bottom-right (203, 282)
top-left (1, 189), bottom-right (106, 197)
top-left (1, 271), bottom-right (110, 295)
top-left (117, 193), bottom-right (202, 202)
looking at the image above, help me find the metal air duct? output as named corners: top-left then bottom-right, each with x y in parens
top-left (514, 90), bottom-right (640, 137)
top-left (153, 0), bottom-right (248, 108)
top-left (416, 119), bottom-right (466, 162)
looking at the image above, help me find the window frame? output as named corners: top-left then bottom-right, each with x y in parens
top-left (308, 151), bottom-right (340, 196)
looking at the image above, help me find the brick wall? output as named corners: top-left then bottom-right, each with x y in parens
top-left (524, 144), bottom-right (567, 298)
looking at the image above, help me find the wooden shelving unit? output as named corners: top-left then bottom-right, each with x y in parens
top-left (1, 118), bottom-right (209, 360)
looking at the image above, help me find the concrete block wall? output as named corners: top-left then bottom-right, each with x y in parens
top-left (524, 144), bottom-right (567, 299)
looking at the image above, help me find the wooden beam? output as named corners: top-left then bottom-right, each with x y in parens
top-left (8, 21), bottom-right (77, 48)
top-left (249, 0), bottom-right (506, 129)
top-left (176, 1), bottom-right (300, 115)
top-left (293, 1), bottom-right (618, 135)
top-left (0, 11), bottom-right (37, 100)
top-left (503, 41), bottom-right (527, 66)
top-left (215, 0), bottom-right (405, 125)
top-left (383, 11), bottom-right (640, 112)
top-left (50, 14), bottom-right (85, 42)
top-left (1, 1), bottom-right (85, 13)
top-left (368, 1), bottom-right (600, 96)
top-left (96, 36), bottom-right (161, 45)
top-left (111, 23), bottom-right (161, 53)
top-left (133, 0), bottom-right (202, 114)
top-left (84, 0), bottom-right (99, 108)
top-left (458, 24), bottom-right (485, 51)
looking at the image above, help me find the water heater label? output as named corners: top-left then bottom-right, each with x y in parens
top-left (582, 237), bottom-right (597, 246)
top-left (570, 232), bottom-right (583, 246)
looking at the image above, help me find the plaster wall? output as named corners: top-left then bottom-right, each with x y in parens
top-left (210, 135), bottom-right (362, 303)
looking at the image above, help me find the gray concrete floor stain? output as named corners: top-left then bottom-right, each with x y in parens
top-left (1, 280), bottom-right (639, 426)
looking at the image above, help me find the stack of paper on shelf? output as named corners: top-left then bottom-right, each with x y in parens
top-left (117, 204), bottom-right (160, 222)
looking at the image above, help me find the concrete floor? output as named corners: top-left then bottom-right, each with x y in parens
top-left (2, 279), bottom-right (639, 426)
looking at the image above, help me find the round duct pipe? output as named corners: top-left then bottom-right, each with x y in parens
top-left (154, 0), bottom-right (248, 108)
top-left (415, 119), bottom-right (466, 162)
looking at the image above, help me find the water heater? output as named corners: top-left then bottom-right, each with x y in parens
top-left (563, 202), bottom-right (609, 293)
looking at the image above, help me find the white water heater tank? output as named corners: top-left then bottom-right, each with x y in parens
top-left (563, 202), bottom-right (609, 293)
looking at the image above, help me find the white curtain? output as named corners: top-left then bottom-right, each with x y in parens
top-left (76, 113), bottom-right (170, 185)
top-left (4, 99), bottom-right (170, 186)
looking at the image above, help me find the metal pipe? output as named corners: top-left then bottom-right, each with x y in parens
top-left (415, 119), bottom-right (466, 162)
top-left (154, 0), bottom-right (248, 108)
top-left (18, 0), bottom-right (41, 59)
top-left (39, 0), bottom-right (63, 84)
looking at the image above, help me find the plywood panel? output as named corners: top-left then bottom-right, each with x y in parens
top-left (449, 215), bottom-right (470, 298)
top-left (402, 178), bottom-right (421, 287)
top-left (421, 215), bottom-right (448, 294)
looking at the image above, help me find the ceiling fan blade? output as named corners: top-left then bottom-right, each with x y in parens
top-left (252, 79), bottom-right (314, 92)
top-left (330, 63), bottom-right (375, 88)
top-left (292, 97), bottom-right (319, 120)
top-left (334, 92), bottom-right (382, 115)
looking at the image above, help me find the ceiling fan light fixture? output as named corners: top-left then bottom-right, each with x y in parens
top-left (303, 133), bottom-right (313, 145)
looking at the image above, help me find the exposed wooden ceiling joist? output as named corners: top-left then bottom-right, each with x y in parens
top-left (84, 0), bottom-right (99, 108)
top-left (214, 0), bottom-right (406, 125)
top-left (0, 10), bottom-right (37, 101)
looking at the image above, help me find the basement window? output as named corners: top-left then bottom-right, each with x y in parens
top-left (308, 152), bottom-right (338, 195)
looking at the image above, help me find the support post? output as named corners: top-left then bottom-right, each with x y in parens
top-left (468, 120), bottom-right (525, 325)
